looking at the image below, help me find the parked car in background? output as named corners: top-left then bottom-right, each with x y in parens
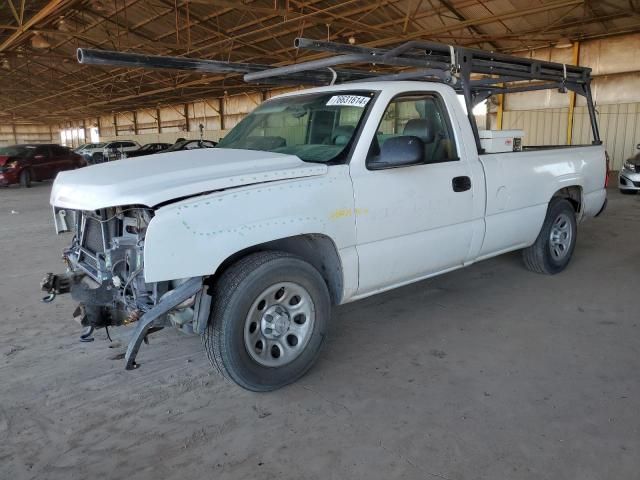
top-left (0, 144), bottom-right (86, 187)
top-left (91, 140), bottom-right (141, 163)
top-left (73, 143), bottom-right (89, 153)
top-left (161, 139), bottom-right (217, 152)
top-left (126, 142), bottom-right (171, 158)
top-left (103, 140), bottom-right (141, 161)
top-left (76, 143), bottom-right (106, 162)
top-left (619, 144), bottom-right (640, 194)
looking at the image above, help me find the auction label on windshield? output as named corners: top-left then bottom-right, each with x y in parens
top-left (326, 95), bottom-right (371, 108)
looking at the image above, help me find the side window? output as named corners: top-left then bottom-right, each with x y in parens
top-left (52, 145), bottom-right (67, 156)
top-left (369, 93), bottom-right (457, 166)
top-left (33, 146), bottom-right (50, 159)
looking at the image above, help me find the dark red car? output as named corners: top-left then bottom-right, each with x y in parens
top-left (0, 144), bottom-right (86, 187)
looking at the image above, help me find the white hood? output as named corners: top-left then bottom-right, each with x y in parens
top-left (50, 148), bottom-right (328, 210)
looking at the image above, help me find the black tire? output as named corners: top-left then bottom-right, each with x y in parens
top-left (203, 251), bottom-right (331, 392)
top-left (522, 198), bottom-right (577, 275)
top-left (19, 169), bottom-right (31, 188)
top-left (620, 189), bottom-right (637, 195)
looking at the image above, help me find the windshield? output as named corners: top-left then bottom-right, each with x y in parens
top-left (165, 140), bottom-right (190, 152)
top-left (217, 91), bottom-right (375, 163)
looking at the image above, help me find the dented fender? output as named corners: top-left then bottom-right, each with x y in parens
top-left (143, 165), bottom-right (358, 288)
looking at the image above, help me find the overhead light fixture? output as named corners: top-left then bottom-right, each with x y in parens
top-left (348, 36), bottom-right (356, 45)
top-left (31, 33), bottom-right (51, 49)
top-left (57, 18), bottom-right (71, 32)
top-left (1, 59), bottom-right (10, 70)
top-left (91, 0), bottom-right (106, 11)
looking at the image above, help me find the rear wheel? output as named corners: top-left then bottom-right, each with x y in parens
top-left (203, 251), bottom-right (331, 391)
top-left (19, 169), bottom-right (31, 188)
top-left (523, 198), bottom-right (577, 274)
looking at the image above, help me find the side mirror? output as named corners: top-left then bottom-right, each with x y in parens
top-left (368, 136), bottom-right (424, 170)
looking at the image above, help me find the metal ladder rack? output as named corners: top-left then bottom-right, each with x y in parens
top-left (245, 37), bottom-right (601, 151)
top-left (77, 37), bottom-right (602, 152)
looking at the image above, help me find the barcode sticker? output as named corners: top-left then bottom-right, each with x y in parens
top-left (326, 95), bottom-right (370, 108)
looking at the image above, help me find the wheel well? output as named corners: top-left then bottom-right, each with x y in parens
top-left (214, 234), bottom-right (344, 304)
top-left (552, 186), bottom-right (582, 215)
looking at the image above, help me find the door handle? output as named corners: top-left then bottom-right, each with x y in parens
top-left (452, 176), bottom-right (472, 192)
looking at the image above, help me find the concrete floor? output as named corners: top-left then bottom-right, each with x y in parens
top-left (0, 183), bottom-right (638, 480)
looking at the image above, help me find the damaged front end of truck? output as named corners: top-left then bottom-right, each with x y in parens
top-left (41, 205), bottom-right (209, 368)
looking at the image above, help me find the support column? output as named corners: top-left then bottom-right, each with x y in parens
top-left (156, 108), bottom-right (162, 133)
top-left (184, 104), bottom-right (190, 132)
top-left (113, 114), bottom-right (118, 137)
top-left (566, 41), bottom-right (580, 145)
top-left (219, 97), bottom-right (225, 131)
top-left (132, 111), bottom-right (138, 135)
top-left (496, 91), bottom-right (504, 130)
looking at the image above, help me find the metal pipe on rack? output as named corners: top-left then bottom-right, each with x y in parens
top-left (77, 48), bottom-right (371, 86)
top-left (356, 68), bottom-right (455, 84)
top-left (77, 48), bottom-right (266, 74)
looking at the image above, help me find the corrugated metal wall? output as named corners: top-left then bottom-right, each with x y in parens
top-left (0, 124), bottom-right (56, 146)
top-left (502, 104), bottom-right (640, 170)
top-left (502, 108), bottom-right (569, 146)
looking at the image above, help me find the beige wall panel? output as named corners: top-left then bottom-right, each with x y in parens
top-left (504, 89), bottom-right (570, 110)
top-left (186, 101), bottom-right (221, 132)
top-left (527, 45), bottom-right (575, 64)
top-left (136, 109), bottom-right (159, 133)
top-left (580, 33), bottom-right (640, 76)
top-left (590, 73), bottom-right (640, 105)
top-left (224, 93), bottom-right (260, 115)
top-left (99, 114), bottom-right (115, 137)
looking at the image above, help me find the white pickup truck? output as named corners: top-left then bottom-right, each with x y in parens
top-left (44, 42), bottom-right (607, 391)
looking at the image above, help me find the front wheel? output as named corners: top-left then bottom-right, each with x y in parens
top-left (19, 169), bottom-right (31, 188)
top-left (203, 251), bottom-right (331, 391)
top-left (523, 198), bottom-right (577, 274)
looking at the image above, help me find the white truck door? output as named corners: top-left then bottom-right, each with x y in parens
top-left (351, 92), bottom-right (478, 295)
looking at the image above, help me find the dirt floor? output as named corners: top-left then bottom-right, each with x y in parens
top-left (0, 182), bottom-right (638, 480)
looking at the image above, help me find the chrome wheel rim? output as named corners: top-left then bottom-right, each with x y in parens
top-left (549, 212), bottom-right (573, 261)
top-left (244, 282), bottom-right (315, 367)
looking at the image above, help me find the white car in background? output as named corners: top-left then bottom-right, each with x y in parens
top-left (100, 140), bottom-right (141, 162)
top-left (75, 142), bottom-right (106, 162)
top-left (619, 144), bottom-right (640, 194)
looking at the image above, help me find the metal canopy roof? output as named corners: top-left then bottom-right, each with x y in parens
top-left (1, 0), bottom-right (639, 123)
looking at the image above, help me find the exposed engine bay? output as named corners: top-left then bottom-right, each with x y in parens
top-left (42, 206), bottom-right (209, 350)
